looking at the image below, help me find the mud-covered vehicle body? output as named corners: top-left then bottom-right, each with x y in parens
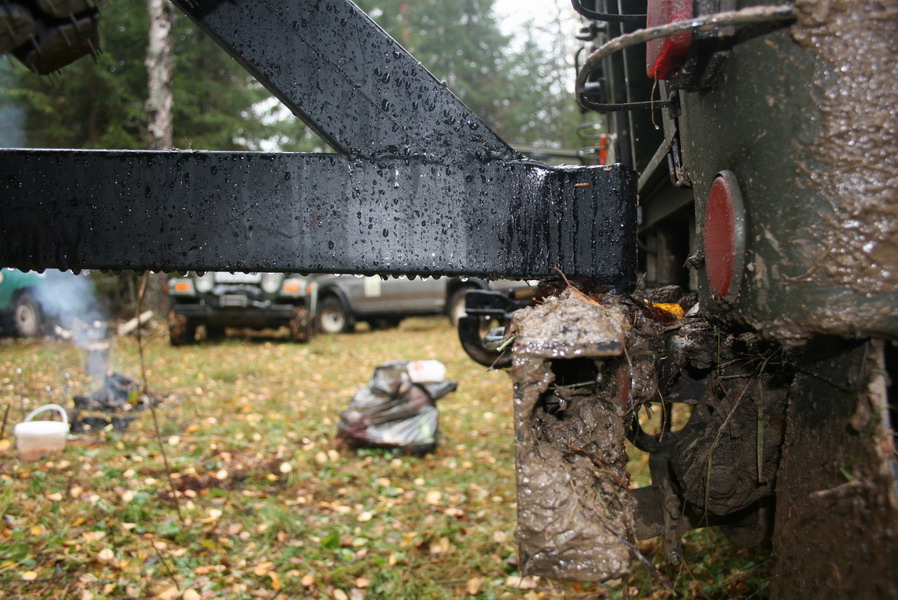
top-left (166, 272), bottom-right (316, 345)
top-left (1, 0), bottom-right (896, 597)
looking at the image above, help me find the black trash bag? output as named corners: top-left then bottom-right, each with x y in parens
top-left (337, 360), bottom-right (457, 455)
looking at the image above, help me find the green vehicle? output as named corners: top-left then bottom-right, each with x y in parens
top-left (166, 272), bottom-right (317, 346)
top-left (0, 268), bottom-right (47, 337)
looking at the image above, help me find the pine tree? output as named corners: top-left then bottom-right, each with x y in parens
top-left (0, 2), bottom-right (290, 150)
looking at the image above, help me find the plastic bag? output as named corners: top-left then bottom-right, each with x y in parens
top-left (336, 360), bottom-right (456, 455)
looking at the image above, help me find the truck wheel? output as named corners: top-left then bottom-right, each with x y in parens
top-left (168, 311), bottom-right (197, 346)
top-left (288, 306), bottom-right (313, 343)
top-left (317, 297), bottom-right (352, 334)
top-left (12, 292), bottom-right (41, 337)
top-left (447, 287), bottom-right (474, 326)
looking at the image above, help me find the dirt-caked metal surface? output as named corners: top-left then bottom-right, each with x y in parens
top-left (771, 339), bottom-right (898, 599)
top-left (679, 0), bottom-right (898, 344)
top-left (507, 289), bottom-right (636, 581)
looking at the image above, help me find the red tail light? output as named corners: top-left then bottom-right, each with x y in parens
top-left (646, 0), bottom-right (694, 79)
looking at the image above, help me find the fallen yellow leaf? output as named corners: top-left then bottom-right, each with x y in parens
top-left (182, 590), bottom-right (201, 600)
top-left (429, 537), bottom-right (453, 555)
top-left (505, 575), bottom-right (539, 589)
top-left (652, 302), bottom-right (685, 320)
top-left (21, 571), bottom-right (38, 581)
top-left (0, 439), bottom-right (11, 451)
top-left (202, 508), bottom-right (223, 523)
top-left (268, 571), bottom-right (282, 591)
top-left (83, 531), bottom-right (107, 542)
top-left (466, 576), bottom-right (483, 595)
top-left (301, 574), bottom-right (315, 587)
top-left (156, 586), bottom-right (180, 600)
top-left (98, 548), bottom-right (115, 562)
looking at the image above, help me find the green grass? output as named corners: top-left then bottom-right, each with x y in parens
top-left (0, 319), bottom-right (768, 599)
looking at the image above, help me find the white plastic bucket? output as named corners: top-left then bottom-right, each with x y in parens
top-left (14, 404), bottom-right (69, 461)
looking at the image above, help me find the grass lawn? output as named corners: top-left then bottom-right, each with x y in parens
top-left (0, 318), bottom-right (768, 599)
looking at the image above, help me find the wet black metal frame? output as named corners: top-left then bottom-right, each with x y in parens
top-left (0, 0), bottom-right (637, 287)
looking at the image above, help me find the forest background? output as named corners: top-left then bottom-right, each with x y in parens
top-left (0, 0), bottom-right (593, 314)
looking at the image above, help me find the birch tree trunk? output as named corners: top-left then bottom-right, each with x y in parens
top-left (146, 0), bottom-right (174, 149)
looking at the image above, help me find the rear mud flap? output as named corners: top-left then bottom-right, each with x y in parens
top-left (771, 339), bottom-right (898, 599)
top-left (508, 289), bottom-right (636, 581)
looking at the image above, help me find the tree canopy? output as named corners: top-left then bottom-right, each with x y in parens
top-left (0, 0), bottom-right (588, 152)
top-left (357, 0), bottom-right (588, 149)
top-left (0, 2), bottom-right (278, 150)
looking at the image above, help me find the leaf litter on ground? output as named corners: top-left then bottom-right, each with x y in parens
top-left (0, 318), bottom-right (768, 599)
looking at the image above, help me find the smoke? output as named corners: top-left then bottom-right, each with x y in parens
top-left (0, 104), bottom-right (25, 148)
top-left (0, 63), bottom-right (25, 148)
top-left (32, 271), bottom-right (107, 348)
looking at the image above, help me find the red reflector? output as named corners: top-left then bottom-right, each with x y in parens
top-left (703, 172), bottom-right (745, 299)
top-left (597, 133), bottom-right (608, 165)
top-left (646, 0), bottom-right (693, 79)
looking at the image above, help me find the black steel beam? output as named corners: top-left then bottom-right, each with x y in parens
top-left (171, 0), bottom-right (516, 163)
top-left (0, 149), bottom-right (637, 287)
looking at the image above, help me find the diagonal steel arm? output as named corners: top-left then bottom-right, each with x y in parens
top-left (171, 0), bottom-right (517, 163)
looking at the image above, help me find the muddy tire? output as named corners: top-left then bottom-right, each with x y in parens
top-left (316, 297), bottom-right (352, 334)
top-left (288, 306), bottom-right (312, 343)
top-left (168, 311), bottom-right (196, 346)
top-left (12, 292), bottom-right (42, 337)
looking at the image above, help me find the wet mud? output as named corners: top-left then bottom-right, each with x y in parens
top-left (791, 0), bottom-right (898, 303)
top-left (772, 339), bottom-right (898, 599)
top-left (507, 290), bottom-right (636, 582)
